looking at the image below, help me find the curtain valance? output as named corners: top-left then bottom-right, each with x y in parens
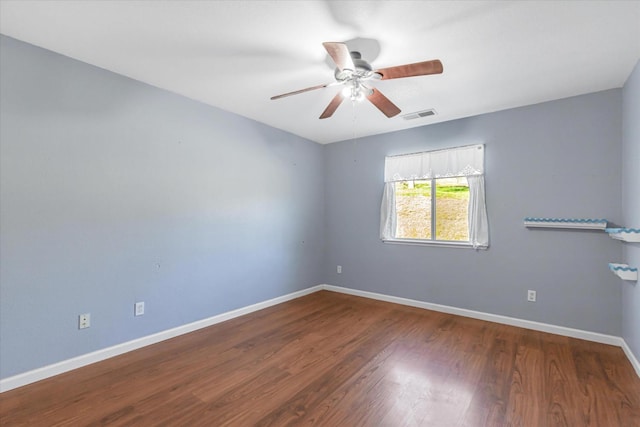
top-left (384, 144), bottom-right (484, 182)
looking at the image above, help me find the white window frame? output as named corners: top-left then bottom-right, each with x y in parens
top-left (380, 144), bottom-right (488, 249)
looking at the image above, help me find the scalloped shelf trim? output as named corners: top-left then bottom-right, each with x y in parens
top-left (605, 228), bottom-right (640, 242)
top-left (608, 264), bottom-right (638, 272)
top-left (608, 263), bottom-right (638, 281)
top-left (524, 218), bottom-right (608, 230)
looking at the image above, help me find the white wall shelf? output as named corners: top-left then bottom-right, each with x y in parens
top-left (608, 263), bottom-right (638, 281)
top-left (524, 217), bottom-right (608, 230)
top-left (605, 228), bottom-right (640, 243)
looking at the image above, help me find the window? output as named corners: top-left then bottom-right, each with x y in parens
top-left (380, 144), bottom-right (488, 248)
top-left (395, 177), bottom-right (470, 241)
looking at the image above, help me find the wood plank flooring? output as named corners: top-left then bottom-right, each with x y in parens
top-left (1, 290), bottom-right (639, 426)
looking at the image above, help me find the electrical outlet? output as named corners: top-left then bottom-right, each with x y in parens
top-left (527, 290), bottom-right (537, 302)
top-left (78, 313), bottom-right (90, 329)
top-left (135, 301), bottom-right (145, 316)
top-left (337, 265), bottom-right (342, 274)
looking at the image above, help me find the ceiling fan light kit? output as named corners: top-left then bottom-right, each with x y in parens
top-left (271, 42), bottom-right (443, 119)
top-left (341, 80), bottom-right (373, 102)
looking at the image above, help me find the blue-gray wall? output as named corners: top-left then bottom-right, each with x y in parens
top-left (324, 90), bottom-right (623, 336)
top-left (622, 60), bottom-right (640, 360)
top-left (0, 36), bottom-right (325, 379)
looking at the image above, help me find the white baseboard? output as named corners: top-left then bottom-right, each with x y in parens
top-left (2, 283), bottom-right (638, 392)
top-left (622, 339), bottom-right (640, 378)
top-left (322, 285), bottom-right (623, 346)
top-left (0, 285), bottom-right (323, 393)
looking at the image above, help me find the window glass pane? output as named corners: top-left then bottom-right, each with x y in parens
top-left (395, 180), bottom-right (431, 239)
top-left (435, 177), bottom-right (469, 241)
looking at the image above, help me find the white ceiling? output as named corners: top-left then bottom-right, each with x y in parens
top-left (1, 1), bottom-right (639, 144)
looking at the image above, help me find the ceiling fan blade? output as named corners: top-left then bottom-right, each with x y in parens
top-left (323, 42), bottom-right (355, 71)
top-left (375, 59), bottom-right (443, 80)
top-left (319, 92), bottom-right (344, 119)
top-left (271, 83), bottom-right (332, 100)
top-left (366, 89), bottom-right (401, 118)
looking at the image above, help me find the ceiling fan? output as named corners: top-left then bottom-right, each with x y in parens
top-left (270, 42), bottom-right (443, 119)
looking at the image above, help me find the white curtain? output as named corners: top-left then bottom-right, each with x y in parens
top-left (467, 175), bottom-right (489, 249)
top-left (384, 144), bottom-right (484, 182)
top-left (379, 182), bottom-right (396, 240)
top-left (380, 144), bottom-right (488, 248)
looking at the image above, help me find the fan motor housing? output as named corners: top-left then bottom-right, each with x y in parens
top-left (334, 51), bottom-right (374, 81)
top-left (351, 52), bottom-right (372, 71)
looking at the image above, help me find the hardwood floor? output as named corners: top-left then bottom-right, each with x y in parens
top-left (1, 290), bottom-right (639, 426)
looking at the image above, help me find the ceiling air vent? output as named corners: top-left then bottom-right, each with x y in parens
top-left (402, 109), bottom-right (436, 120)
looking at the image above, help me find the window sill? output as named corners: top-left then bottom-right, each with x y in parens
top-left (382, 238), bottom-right (487, 249)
